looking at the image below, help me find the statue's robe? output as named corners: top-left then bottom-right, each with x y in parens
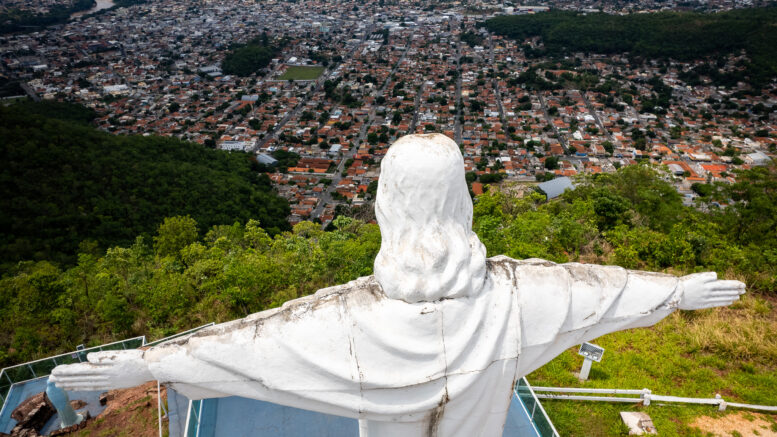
top-left (144, 257), bottom-right (681, 437)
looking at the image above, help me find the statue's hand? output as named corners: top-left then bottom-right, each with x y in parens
top-left (678, 272), bottom-right (746, 310)
top-left (50, 350), bottom-right (154, 391)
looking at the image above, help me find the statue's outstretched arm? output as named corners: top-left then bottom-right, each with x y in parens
top-left (512, 259), bottom-right (745, 375)
top-left (51, 282), bottom-right (367, 418)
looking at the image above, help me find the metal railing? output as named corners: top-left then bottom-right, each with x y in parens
top-left (0, 336), bottom-right (145, 407)
top-left (532, 386), bottom-right (777, 413)
top-left (186, 399), bottom-right (203, 437)
top-left (0, 322), bottom-right (215, 415)
top-left (515, 378), bottom-right (561, 437)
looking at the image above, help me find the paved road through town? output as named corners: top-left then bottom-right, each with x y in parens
top-left (580, 91), bottom-right (615, 143)
top-left (488, 33), bottom-right (505, 123)
top-left (311, 33), bottom-right (413, 223)
top-left (538, 93), bottom-right (569, 153)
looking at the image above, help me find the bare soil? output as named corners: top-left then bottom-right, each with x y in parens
top-left (690, 411), bottom-right (777, 437)
top-left (68, 382), bottom-right (166, 437)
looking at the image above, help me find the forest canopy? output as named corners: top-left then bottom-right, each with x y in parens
top-left (0, 101), bottom-right (290, 269)
top-left (483, 7), bottom-right (777, 88)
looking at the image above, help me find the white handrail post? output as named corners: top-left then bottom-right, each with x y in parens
top-left (157, 381), bottom-right (163, 437)
top-left (642, 388), bottom-right (651, 406)
top-left (183, 399), bottom-right (193, 437)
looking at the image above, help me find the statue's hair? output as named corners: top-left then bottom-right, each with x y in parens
top-left (374, 134), bottom-right (487, 303)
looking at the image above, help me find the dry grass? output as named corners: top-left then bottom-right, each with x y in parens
top-left (685, 295), bottom-right (777, 363)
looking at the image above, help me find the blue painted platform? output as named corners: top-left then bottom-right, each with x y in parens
top-left (172, 390), bottom-right (544, 437)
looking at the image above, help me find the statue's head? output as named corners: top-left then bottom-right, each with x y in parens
top-left (374, 134), bottom-right (487, 303)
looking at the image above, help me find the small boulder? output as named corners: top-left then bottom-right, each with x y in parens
top-left (10, 393), bottom-right (54, 432)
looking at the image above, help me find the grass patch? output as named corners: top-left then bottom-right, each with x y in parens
top-left (528, 294), bottom-right (777, 436)
top-left (277, 65), bottom-right (324, 81)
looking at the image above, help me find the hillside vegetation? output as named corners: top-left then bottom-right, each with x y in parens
top-left (484, 8), bottom-right (777, 88)
top-left (0, 101), bottom-right (290, 269)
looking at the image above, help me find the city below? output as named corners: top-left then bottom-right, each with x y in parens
top-left (2, 0), bottom-right (775, 226)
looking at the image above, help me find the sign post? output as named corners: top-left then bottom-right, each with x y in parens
top-left (577, 342), bottom-right (604, 381)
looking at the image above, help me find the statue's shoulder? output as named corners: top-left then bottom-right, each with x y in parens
top-left (486, 255), bottom-right (558, 275)
top-left (310, 275), bottom-right (383, 301)
top-left (488, 255), bottom-right (558, 267)
top-left (273, 275), bottom-right (384, 312)
top-left (486, 255), bottom-right (627, 283)
top-left (157, 277), bottom-right (383, 347)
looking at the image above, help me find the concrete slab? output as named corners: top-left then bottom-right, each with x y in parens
top-left (620, 411), bottom-right (657, 435)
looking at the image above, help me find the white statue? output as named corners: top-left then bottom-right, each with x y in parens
top-left (51, 134), bottom-right (745, 437)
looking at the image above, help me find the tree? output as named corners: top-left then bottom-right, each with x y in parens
top-left (154, 216), bottom-right (199, 258)
top-left (222, 43), bottom-right (278, 77)
top-left (691, 183), bottom-right (713, 197)
top-left (602, 141), bottom-right (614, 155)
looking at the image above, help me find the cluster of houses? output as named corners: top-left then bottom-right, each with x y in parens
top-left (1, 0), bottom-right (774, 226)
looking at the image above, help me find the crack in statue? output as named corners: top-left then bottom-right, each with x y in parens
top-left (51, 134), bottom-right (746, 437)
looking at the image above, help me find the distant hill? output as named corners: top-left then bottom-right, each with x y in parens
top-left (0, 101), bottom-right (290, 268)
top-left (483, 7), bottom-right (777, 88)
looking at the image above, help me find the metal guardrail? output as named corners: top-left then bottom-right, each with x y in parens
top-left (0, 322), bottom-right (215, 415)
top-left (515, 378), bottom-right (561, 437)
top-left (185, 399), bottom-right (204, 437)
top-left (0, 336), bottom-right (146, 407)
top-left (532, 386), bottom-right (777, 413)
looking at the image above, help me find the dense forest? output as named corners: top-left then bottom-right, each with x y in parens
top-left (483, 7), bottom-right (777, 88)
top-left (1, 162), bottom-right (775, 370)
top-left (0, 101), bottom-right (290, 270)
top-left (222, 33), bottom-right (282, 77)
top-left (0, 0), bottom-right (94, 34)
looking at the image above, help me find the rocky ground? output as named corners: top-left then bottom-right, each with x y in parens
top-left (2, 382), bottom-right (165, 437)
